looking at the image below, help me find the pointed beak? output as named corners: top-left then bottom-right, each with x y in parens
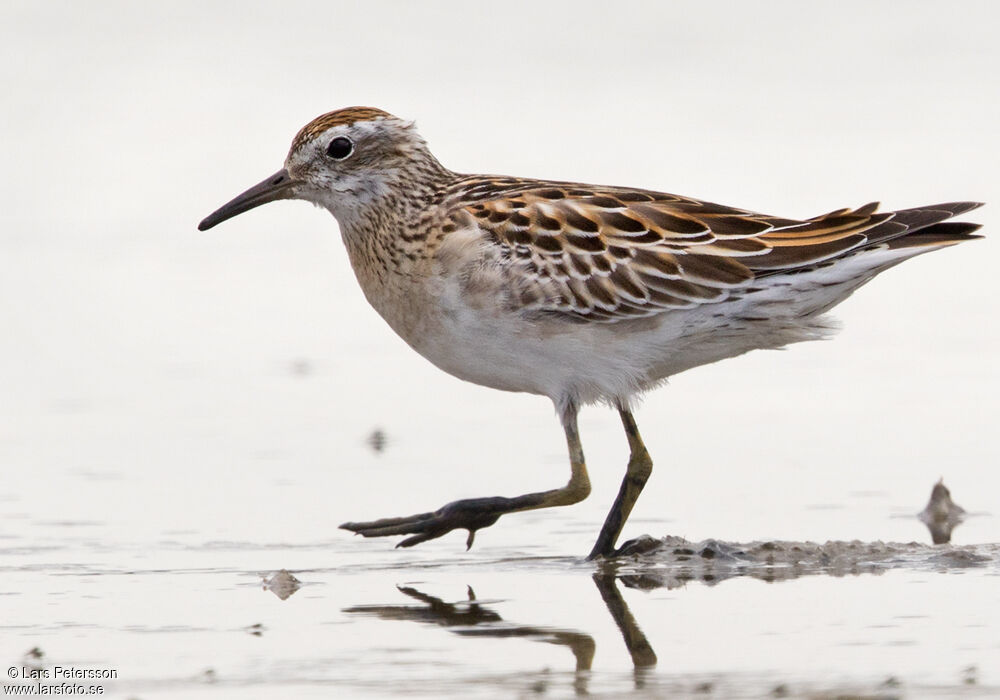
top-left (198, 168), bottom-right (295, 231)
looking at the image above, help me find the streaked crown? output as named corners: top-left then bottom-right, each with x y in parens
top-left (290, 106), bottom-right (396, 154)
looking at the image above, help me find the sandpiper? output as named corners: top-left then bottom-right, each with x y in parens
top-left (199, 107), bottom-right (982, 558)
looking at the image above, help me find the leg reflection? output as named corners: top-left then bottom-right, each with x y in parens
top-left (344, 575), bottom-right (659, 693)
top-left (593, 573), bottom-right (657, 671)
top-left (345, 584), bottom-right (595, 694)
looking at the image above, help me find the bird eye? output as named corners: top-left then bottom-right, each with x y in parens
top-left (326, 136), bottom-right (354, 160)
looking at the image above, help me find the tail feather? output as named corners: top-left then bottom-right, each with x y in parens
top-left (754, 201), bottom-right (982, 279)
top-left (884, 220), bottom-right (983, 251)
top-left (866, 201), bottom-right (984, 248)
top-left (753, 202), bottom-right (983, 304)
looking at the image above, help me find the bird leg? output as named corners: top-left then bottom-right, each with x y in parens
top-left (340, 409), bottom-right (592, 549)
top-left (587, 408), bottom-right (653, 560)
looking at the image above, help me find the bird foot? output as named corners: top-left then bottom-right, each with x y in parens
top-left (340, 496), bottom-right (516, 549)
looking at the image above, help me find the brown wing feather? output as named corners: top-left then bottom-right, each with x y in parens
top-left (450, 178), bottom-right (981, 322)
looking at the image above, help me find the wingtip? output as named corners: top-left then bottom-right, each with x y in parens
top-left (938, 201), bottom-right (985, 218)
top-left (884, 221), bottom-right (984, 250)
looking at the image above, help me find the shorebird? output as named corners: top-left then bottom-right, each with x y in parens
top-left (199, 107), bottom-right (982, 558)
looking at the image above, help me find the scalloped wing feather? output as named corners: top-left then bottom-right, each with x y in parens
top-left (449, 181), bottom-right (979, 323)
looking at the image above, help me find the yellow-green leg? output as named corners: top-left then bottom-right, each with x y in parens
top-left (587, 408), bottom-right (653, 559)
top-left (341, 407), bottom-right (592, 549)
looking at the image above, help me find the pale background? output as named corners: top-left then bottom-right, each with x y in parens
top-left (1, 1), bottom-right (998, 697)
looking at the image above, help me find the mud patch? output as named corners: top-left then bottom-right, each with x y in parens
top-left (604, 535), bottom-right (999, 589)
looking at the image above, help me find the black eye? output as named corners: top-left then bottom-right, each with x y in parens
top-left (326, 136), bottom-right (354, 160)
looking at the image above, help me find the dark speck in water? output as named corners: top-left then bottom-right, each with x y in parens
top-left (290, 358), bottom-right (313, 376)
top-left (367, 428), bottom-right (388, 453)
top-left (963, 665), bottom-right (978, 685)
top-left (881, 675), bottom-right (901, 688)
top-left (22, 647), bottom-right (45, 670)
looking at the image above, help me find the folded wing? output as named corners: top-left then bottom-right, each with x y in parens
top-left (453, 181), bottom-right (981, 322)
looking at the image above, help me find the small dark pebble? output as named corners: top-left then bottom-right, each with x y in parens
top-left (963, 665), bottom-right (978, 685)
top-left (290, 359), bottom-right (312, 376)
top-left (366, 429), bottom-right (387, 453)
top-left (613, 535), bottom-right (661, 556)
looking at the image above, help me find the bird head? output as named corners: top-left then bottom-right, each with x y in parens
top-left (199, 107), bottom-right (441, 231)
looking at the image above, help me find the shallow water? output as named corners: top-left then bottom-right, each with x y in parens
top-left (3, 413), bottom-right (999, 699)
top-left (3, 519), bottom-right (1000, 698)
top-left (3, 1), bottom-right (1000, 698)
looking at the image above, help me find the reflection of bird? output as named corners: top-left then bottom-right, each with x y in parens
top-left (200, 107), bottom-right (983, 558)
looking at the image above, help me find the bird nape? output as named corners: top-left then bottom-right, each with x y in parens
top-left (199, 106), bottom-right (983, 559)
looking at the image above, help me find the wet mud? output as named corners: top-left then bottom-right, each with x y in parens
top-left (607, 534), bottom-right (999, 589)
